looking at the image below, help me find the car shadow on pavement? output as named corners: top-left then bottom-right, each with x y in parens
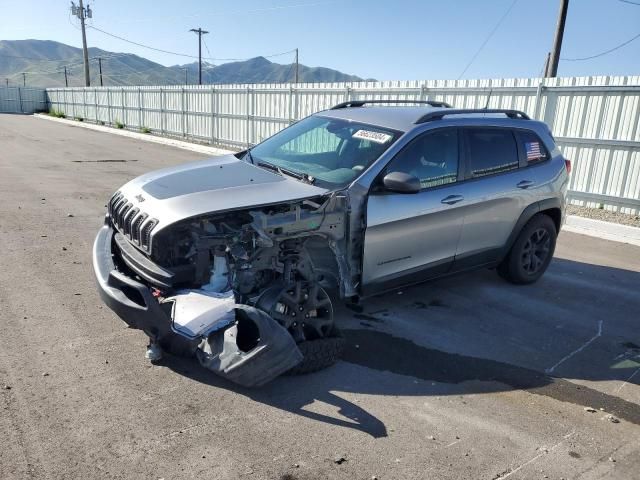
top-left (164, 355), bottom-right (389, 438)
top-left (162, 257), bottom-right (640, 438)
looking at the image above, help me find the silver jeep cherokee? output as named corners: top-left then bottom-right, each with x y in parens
top-left (93, 100), bottom-right (570, 386)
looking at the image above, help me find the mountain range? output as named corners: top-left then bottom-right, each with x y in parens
top-left (0, 39), bottom-right (370, 87)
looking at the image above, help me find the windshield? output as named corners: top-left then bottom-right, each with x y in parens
top-left (247, 115), bottom-right (401, 187)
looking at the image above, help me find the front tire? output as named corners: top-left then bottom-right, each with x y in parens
top-left (287, 328), bottom-right (345, 375)
top-left (256, 282), bottom-right (344, 374)
top-left (498, 214), bottom-right (557, 284)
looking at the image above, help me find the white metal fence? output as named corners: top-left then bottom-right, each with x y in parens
top-left (0, 87), bottom-right (47, 114)
top-left (46, 76), bottom-right (640, 213)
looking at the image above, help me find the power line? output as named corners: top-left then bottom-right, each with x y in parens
top-left (88, 24), bottom-right (295, 62)
top-left (202, 37), bottom-right (214, 63)
top-left (618, 0), bottom-right (640, 5)
top-left (456, 0), bottom-right (520, 79)
top-left (561, 31), bottom-right (640, 61)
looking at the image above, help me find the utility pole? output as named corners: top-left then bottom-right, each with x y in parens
top-left (546, 0), bottom-right (569, 78)
top-left (64, 66), bottom-right (69, 87)
top-left (183, 67), bottom-right (188, 85)
top-left (71, 1), bottom-right (92, 86)
top-left (5, 78), bottom-right (8, 88)
top-left (294, 48), bottom-right (299, 84)
top-left (189, 27), bottom-right (209, 85)
top-left (22, 73), bottom-right (26, 87)
top-left (98, 57), bottom-right (103, 86)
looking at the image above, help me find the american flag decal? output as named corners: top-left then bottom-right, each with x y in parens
top-left (525, 141), bottom-right (542, 160)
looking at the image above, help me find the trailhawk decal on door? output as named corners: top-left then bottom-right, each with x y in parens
top-left (352, 130), bottom-right (393, 144)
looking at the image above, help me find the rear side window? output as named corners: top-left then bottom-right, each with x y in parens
top-left (517, 130), bottom-right (550, 164)
top-left (465, 128), bottom-right (519, 178)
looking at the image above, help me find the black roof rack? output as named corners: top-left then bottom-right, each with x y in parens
top-left (331, 99), bottom-right (452, 110)
top-left (416, 108), bottom-right (530, 123)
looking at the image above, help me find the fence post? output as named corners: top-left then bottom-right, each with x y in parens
top-left (138, 87), bottom-right (143, 130)
top-left (160, 88), bottom-right (165, 136)
top-left (210, 86), bottom-right (216, 145)
top-left (94, 88), bottom-right (98, 123)
top-left (83, 88), bottom-right (87, 120)
top-left (246, 86), bottom-right (252, 147)
top-left (344, 86), bottom-right (351, 102)
top-left (121, 88), bottom-right (126, 127)
top-left (181, 87), bottom-right (186, 137)
top-left (18, 87), bottom-right (23, 113)
top-left (108, 88), bottom-right (112, 125)
top-left (419, 84), bottom-right (427, 102)
top-left (288, 86), bottom-right (294, 125)
top-left (533, 79), bottom-right (544, 120)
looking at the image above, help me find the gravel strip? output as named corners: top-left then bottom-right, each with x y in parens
top-left (567, 204), bottom-right (640, 228)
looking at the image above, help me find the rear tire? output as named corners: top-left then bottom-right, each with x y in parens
top-left (498, 214), bottom-right (557, 285)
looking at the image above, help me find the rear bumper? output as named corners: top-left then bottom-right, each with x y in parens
top-left (92, 220), bottom-right (172, 339)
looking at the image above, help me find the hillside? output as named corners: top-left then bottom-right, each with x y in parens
top-left (170, 56), bottom-right (369, 84)
top-left (0, 39), bottom-right (370, 87)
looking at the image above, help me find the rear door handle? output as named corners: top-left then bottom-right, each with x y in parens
top-left (441, 195), bottom-right (464, 205)
top-left (517, 180), bottom-right (534, 189)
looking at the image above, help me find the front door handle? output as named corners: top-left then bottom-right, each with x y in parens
top-left (441, 194), bottom-right (464, 205)
top-left (517, 180), bottom-right (534, 189)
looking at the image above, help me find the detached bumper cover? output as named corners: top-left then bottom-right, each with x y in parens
top-left (197, 305), bottom-right (303, 387)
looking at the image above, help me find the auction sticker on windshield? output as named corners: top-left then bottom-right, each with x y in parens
top-left (352, 130), bottom-right (393, 144)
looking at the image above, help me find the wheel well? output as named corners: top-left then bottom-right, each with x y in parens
top-left (302, 236), bottom-right (340, 289)
top-left (540, 207), bottom-right (561, 233)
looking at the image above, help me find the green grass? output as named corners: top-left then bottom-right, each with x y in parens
top-left (114, 120), bottom-right (125, 129)
top-left (48, 109), bottom-right (66, 119)
top-left (140, 126), bottom-right (151, 134)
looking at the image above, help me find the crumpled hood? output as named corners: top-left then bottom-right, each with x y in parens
top-left (115, 154), bottom-right (329, 233)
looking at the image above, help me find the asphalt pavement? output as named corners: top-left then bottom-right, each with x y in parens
top-left (1, 114), bottom-right (639, 480)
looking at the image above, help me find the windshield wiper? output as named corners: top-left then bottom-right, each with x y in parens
top-left (244, 149), bottom-right (255, 164)
top-left (256, 161), bottom-right (315, 184)
top-left (256, 160), bottom-right (281, 175)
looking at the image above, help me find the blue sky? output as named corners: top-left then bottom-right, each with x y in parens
top-left (2, 0), bottom-right (639, 80)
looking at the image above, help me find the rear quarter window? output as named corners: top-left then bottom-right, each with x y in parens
top-left (517, 130), bottom-right (550, 164)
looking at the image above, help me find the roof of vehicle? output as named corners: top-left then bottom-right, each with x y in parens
top-left (315, 105), bottom-right (538, 133)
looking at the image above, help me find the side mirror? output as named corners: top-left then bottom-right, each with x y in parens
top-left (382, 171), bottom-right (421, 194)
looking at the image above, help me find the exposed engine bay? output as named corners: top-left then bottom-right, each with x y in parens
top-left (106, 191), bottom-right (359, 386)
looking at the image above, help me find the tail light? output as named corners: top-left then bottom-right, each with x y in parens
top-left (564, 159), bottom-right (572, 175)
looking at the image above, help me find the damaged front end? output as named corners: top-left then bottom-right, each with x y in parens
top-left (93, 191), bottom-right (353, 387)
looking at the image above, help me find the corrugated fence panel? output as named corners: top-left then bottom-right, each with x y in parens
top-left (44, 75), bottom-right (640, 213)
top-left (0, 87), bottom-right (47, 113)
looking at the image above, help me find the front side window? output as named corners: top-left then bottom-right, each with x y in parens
top-left (385, 129), bottom-right (459, 189)
top-left (248, 116), bottom-right (401, 187)
top-left (465, 128), bottom-right (519, 178)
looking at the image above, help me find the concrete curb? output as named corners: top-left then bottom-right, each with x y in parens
top-left (34, 114), bottom-right (235, 157)
top-left (564, 215), bottom-right (640, 247)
